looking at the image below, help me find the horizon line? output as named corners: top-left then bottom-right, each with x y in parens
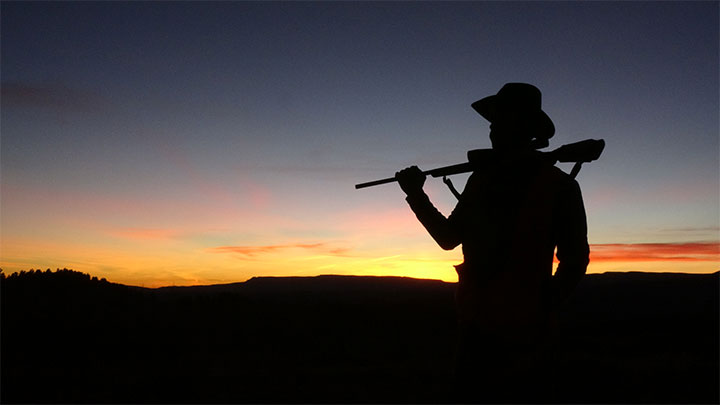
top-left (3, 268), bottom-right (718, 289)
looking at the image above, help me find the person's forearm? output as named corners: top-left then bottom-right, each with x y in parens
top-left (405, 191), bottom-right (461, 250)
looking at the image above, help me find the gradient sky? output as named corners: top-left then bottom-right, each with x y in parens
top-left (2, 1), bottom-right (718, 287)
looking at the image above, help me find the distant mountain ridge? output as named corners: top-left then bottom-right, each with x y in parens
top-left (6, 267), bottom-right (714, 290)
top-left (154, 274), bottom-right (453, 294)
top-left (145, 270), bottom-right (719, 294)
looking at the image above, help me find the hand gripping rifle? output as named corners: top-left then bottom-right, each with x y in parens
top-left (355, 139), bottom-right (605, 199)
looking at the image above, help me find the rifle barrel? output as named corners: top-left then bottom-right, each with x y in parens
top-left (354, 176), bottom-right (399, 189)
top-left (354, 162), bottom-right (473, 189)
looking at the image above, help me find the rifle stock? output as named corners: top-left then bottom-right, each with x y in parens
top-left (354, 139), bottom-right (604, 190)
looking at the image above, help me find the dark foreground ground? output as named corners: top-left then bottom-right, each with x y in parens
top-left (1, 269), bottom-right (718, 403)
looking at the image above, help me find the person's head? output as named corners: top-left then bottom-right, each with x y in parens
top-left (472, 83), bottom-right (554, 151)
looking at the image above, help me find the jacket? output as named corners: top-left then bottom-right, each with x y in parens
top-left (405, 151), bottom-right (590, 332)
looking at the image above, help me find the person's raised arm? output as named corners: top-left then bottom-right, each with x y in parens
top-left (396, 166), bottom-right (462, 251)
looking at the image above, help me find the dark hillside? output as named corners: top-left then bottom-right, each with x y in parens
top-left (1, 269), bottom-right (717, 403)
top-left (557, 272), bottom-right (718, 403)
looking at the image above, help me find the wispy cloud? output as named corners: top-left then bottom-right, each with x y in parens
top-left (590, 242), bottom-right (719, 262)
top-left (657, 226), bottom-right (720, 235)
top-left (108, 228), bottom-right (183, 241)
top-left (211, 241), bottom-right (719, 263)
top-left (1, 81), bottom-right (101, 112)
top-left (208, 242), bottom-right (351, 257)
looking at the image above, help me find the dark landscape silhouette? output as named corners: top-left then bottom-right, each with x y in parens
top-left (1, 268), bottom-right (718, 403)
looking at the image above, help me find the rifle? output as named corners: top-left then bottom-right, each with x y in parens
top-left (355, 139), bottom-right (605, 198)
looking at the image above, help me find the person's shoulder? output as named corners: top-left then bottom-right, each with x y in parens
top-left (539, 163), bottom-right (581, 191)
top-left (463, 170), bottom-right (482, 191)
top-left (547, 164), bottom-right (573, 180)
top-left (460, 168), bottom-right (492, 197)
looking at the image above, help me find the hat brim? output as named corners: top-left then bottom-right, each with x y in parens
top-left (472, 95), bottom-right (555, 140)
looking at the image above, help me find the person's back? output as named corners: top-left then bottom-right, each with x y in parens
top-left (395, 83), bottom-right (589, 403)
top-left (453, 152), bottom-right (587, 328)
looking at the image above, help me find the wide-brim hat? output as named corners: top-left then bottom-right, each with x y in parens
top-left (471, 83), bottom-right (555, 141)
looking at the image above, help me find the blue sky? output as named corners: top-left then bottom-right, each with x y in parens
top-left (2, 1), bottom-right (718, 285)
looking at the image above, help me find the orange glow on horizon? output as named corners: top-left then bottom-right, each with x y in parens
top-left (2, 238), bottom-right (717, 288)
top-left (588, 242), bottom-right (719, 262)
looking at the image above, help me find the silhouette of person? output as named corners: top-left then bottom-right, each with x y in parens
top-left (395, 83), bottom-right (589, 403)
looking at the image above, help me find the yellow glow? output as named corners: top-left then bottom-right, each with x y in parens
top-left (3, 231), bottom-right (718, 288)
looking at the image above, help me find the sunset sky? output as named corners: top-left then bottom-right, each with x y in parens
top-left (2, 2), bottom-right (718, 287)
